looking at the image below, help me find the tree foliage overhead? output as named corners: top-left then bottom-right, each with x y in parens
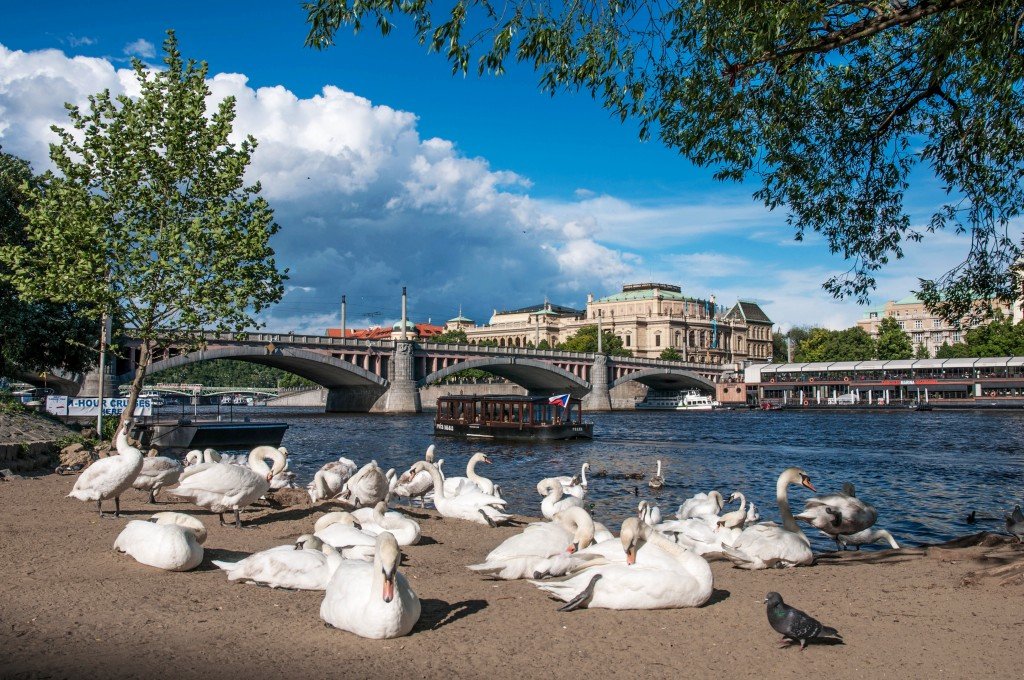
top-left (0, 149), bottom-right (97, 380)
top-left (0, 32), bottom-right (287, 424)
top-left (875, 316), bottom-right (914, 360)
top-left (306, 1), bottom-right (1024, 321)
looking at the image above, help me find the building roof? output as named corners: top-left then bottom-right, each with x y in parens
top-left (595, 286), bottom-right (695, 303)
top-left (725, 300), bottom-right (773, 325)
top-left (447, 314), bottom-right (474, 323)
top-left (495, 302), bottom-right (583, 316)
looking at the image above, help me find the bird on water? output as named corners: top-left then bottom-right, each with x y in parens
top-left (764, 592), bottom-right (842, 650)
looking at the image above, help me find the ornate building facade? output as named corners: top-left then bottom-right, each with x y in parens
top-left (447, 283), bottom-right (773, 368)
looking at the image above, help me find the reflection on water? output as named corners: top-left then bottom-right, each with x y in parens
top-left (172, 405), bottom-right (1024, 549)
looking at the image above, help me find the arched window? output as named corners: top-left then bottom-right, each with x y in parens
top-left (654, 334), bottom-right (661, 347)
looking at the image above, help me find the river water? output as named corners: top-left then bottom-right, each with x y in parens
top-left (178, 405), bottom-right (1024, 550)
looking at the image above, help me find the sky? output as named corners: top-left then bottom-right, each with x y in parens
top-left (0, 2), bottom-right (995, 334)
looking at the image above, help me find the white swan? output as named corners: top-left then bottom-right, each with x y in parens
top-left (837, 527), bottom-right (901, 550)
top-left (531, 517), bottom-right (713, 610)
top-left (351, 502), bottom-right (422, 546)
top-left (321, 532), bottom-right (421, 639)
top-left (717, 492), bottom-right (748, 530)
top-left (410, 461), bottom-right (510, 526)
top-left (113, 516), bottom-right (204, 571)
top-left (540, 462), bottom-right (590, 498)
top-left (443, 452), bottom-right (496, 496)
top-left (132, 455), bottom-right (183, 503)
top-left (313, 511), bottom-right (378, 560)
top-left (745, 501), bottom-right (760, 524)
top-left (540, 479), bottom-right (583, 520)
top-left (795, 482), bottom-right (878, 548)
top-left (169, 445), bottom-right (287, 527)
top-left (468, 507), bottom-right (608, 580)
top-left (308, 456), bottom-right (359, 502)
top-left (340, 460), bottom-right (390, 507)
top-left (68, 420), bottom-right (143, 518)
top-left (213, 534), bottom-right (344, 589)
top-left (721, 467), bottom-right (816, 569)
top-left (149, 511), bottom-right (208, 544)
top-left (648, 459), bottom-right (664, 490)
top-left (638, 500), bottom-right (662, 526)
top-left (677, 490), bottom-right (725, 520)
top-left (269, 454), bottom-right (297, 490)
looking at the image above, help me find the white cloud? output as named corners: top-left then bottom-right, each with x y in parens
top-left (67, 36), bottom-right (97, 47)
top-left (123, 38), bottom-right (155, 59)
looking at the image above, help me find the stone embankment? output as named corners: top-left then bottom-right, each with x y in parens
top-left (0, 410), bottom-right (78, 472)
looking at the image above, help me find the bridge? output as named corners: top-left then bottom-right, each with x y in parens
top-left (73, 331), bottom-right (731, 413)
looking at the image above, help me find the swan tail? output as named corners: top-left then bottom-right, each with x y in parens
top-left (211, 559), bottom-right (239, 572)
top-left (720, 545), bottom-right (759, 569)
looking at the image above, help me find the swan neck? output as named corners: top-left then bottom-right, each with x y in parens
top-left (580, 465), bottom-right (588, 487)
top-left (656, 460), bottom-right (661, 476)
top-left (314, 470), bottom-right (330, 498)
top-left (425, 464), bottom-right (446, 499)
top-left (248, 449), bottom-right (271, 477)
top-left (776, 475), bottom-right (801, 534)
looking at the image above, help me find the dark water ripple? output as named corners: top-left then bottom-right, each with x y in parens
top-left (186, 406), bottom-right (1024, 551)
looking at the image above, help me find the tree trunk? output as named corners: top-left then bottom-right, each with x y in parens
top-left (118, 339), bottom-right (152, 433)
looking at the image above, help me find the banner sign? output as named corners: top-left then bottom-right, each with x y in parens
top-left (46, 396), bottom-right (153, 417)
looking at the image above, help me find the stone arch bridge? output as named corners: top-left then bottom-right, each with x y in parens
top-left (79, 331), bottom-right (726, 412)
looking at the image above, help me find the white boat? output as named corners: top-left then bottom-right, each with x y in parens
top-left (636, 389), bottom-right (718, 411)
top-left (139, 391), bottom-right (166, 407)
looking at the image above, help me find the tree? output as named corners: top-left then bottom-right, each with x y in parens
top-left (935, 312), bottom-right (1024, 357)
top-left (875, 317), bottom-right (914, 360)
top-left (0, 149), bottom-right (97, 380)
top-left (305, 1), bottom-right (1024, 321)
top-left (794, 327), bottom-right (875, 362)
top-left (914, 343), bottom-right (931, 359)
top-left (772, 326), bottom-right (817, 363)
top-left (536, 339), bottom-right (551, 350)
top-left (557, 325), bottom-right (631, 356)
top-left (659, 347), bottom-right (682, 361)
top-left (0, 33), bottom-right (286, 427)
top-left (430, 328), bottom-right (468, 344)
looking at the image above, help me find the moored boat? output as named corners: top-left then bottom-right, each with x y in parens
top-left (635, 389), bottom-right (718, 411)
top-left (434, 394), bottom-right (593, 441)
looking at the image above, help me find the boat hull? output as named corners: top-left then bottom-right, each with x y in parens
top-left (434, 422), bottom-right (593, 441)
top-left (143, 420), bottom-right (288, 452)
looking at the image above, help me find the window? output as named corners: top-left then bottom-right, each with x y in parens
top-left (654, 334), bottom-right (661, 347)
top-left (898, 321), bottom-right (905, 329)
top-left (914, 320), bottom-right (923, 330)
top-left (952, 331), bottom-right (961, 343)
top-left (869, 312), bottom-right (878, 318)
top-left (933, 319), bottom-right (941, 328)
top-left (625, 334), bottom-right (631, 347)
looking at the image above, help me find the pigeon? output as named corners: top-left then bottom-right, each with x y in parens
top-left (966, 510), bottom-right (976, 525)
top-left (1006, 505), bottom-right (1024, 543)
top-left (764, 592), bottom-right (842, 650)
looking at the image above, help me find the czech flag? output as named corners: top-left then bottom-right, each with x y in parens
top-left (548, 394), bottom-right (570, 407)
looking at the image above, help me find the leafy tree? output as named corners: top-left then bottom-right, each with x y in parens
top-left (772, 326), bottom-right (818, 363)
top-left (934, 312), bottom-right (1024, 357)
top-left (875, 317), bottom-right (914, 360)
top-left (0, 149), bottom-right (97, 380)
top-left (430, 328), bottom-right (468, 344)
top-left (305, 1), bottom-right (1024, 321)
top-left (935, 341), bottom-right (970, 358)
top-left (536, 339), bottom-right (551, 350)
top-left (557, 324), bottom-right (631, 356)
top-left (148, 359), bottom-right (315, 389)
top-left (659, 347), bottom-right (683, 361)
top-left (914, 343), bottom-right (931, 359)
top-left (794, 327), bottom-right (875, 362)
top-left (0, 33), bottom-right (286, 428)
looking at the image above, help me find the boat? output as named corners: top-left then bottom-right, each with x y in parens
top-left (434, 395), bottom-right (593, 441)
top-left (139, 391), bottom-right (166, 408)
top-left (635, 389), bottom-right (718, 411)
top-left (140, 418), bottom-right (288, 452)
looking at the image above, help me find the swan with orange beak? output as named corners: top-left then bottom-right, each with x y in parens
top-left (321, 532), bottom-right (421, 638)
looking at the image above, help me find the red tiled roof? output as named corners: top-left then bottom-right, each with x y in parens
top-left (326, 323), bottom-right (444, 340)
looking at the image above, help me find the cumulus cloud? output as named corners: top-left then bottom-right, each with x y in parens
top-left (123, 38), bottom-right (156, 59)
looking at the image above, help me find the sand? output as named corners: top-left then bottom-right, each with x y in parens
top-left (1, 473), bottom-right (1022, 680)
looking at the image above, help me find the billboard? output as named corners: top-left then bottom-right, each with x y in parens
top-left (45, 396), bottom-right (153, 417)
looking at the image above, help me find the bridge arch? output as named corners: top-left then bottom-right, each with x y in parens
top-left (610, 367), bottom-right (716, 392)
top-left (420, 357), bottom-right (590, 395)
top-left (122, 346), bottom-right (387, 388)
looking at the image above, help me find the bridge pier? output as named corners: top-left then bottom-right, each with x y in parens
top-left (78, 368), bottom-right (118, 398)
top-left (582, 355), bottom-right (612, 412)
top-left (379, 341), bottom-right (422, 413)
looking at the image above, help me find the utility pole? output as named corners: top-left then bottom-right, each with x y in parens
top-left (340, 294), bottom-right (347, 339)
top-left (96, 312), bottom-right (112, 435)
top-left (401, 286), bottom-right (408, 340)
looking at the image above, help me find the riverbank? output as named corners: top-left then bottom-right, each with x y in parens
top-left (1, 474), bottom-right (1022, 679)
top-left (0, 409), bottom-right (78, 471)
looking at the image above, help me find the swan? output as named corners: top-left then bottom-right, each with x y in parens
top-left (307, 456), bottom-right (359, 502)
top-left (321, 531), bottom-right (421, 639)
top-left (314, 511), bottom-right (378, 560)
top-left (745, 501), bottom-right (760, 525)
top-left (721, 467), bottom-right (816, 569)
top-left (180, 448), bottom-right (224, 481)
top-left (113, 516), bottom-right (204, 571)
top-left (717, 492), bottom-right (748, 530)
top-left (149, 511), bottom-right (208, 544)
top-left (132, 454), bottom-right (183, 503)
top-left (169, 445), bottom-right (287, 527)
top-left (540, 479), bottom-right (583, 520)
top-left (531, 517), bottom-right (713, 610)
top-left (468, 507), bottom-right (608, 580)
top-left (539, 462), bottom-right (590, 498)
top-left (677, 490), bottom-right (725, 520)
top-left (410, 461), bottom-right (510, 526)
top-left (638, 500), bottom-right (662, 526)
top-left (394, 459), bottom-right (441, 508)
top-left (648, 460), bottom-right (664, 490)
top-left (443, 452), bottom-right (495, 496)
top-left (68, 419), bottom-right (143, 518)
top-left (350, 502), bottom-right (421, 546)
top-left (213, 534), bottom-right (344, 589)
top-left (795, 482), bottom-right (878, 548)
top-left (339, 461), bottom-right (390, 507)
top-left (269, 456), bottom-right (297, 490)
top-left (837, 527), bottom-right (901, 550)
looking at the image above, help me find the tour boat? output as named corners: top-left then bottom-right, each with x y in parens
top-left (635, 389), bottom-right (718, 411)
top-left (434, 395), bottom-right (593, 441)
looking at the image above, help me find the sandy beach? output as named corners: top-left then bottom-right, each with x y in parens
top-left (1, 473), bottom-right (1022, 680)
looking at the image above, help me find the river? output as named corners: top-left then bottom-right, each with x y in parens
top-left (170, 405), bottom-right (1024, 550)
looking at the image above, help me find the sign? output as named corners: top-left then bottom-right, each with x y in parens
top-left (46, 396), bottom-right (153, 417)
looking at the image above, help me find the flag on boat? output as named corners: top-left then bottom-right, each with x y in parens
top-left (548, 394), bottom-right (570, 407)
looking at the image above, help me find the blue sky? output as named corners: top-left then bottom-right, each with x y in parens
top-left (0, 2), bottom-right (990, 333)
